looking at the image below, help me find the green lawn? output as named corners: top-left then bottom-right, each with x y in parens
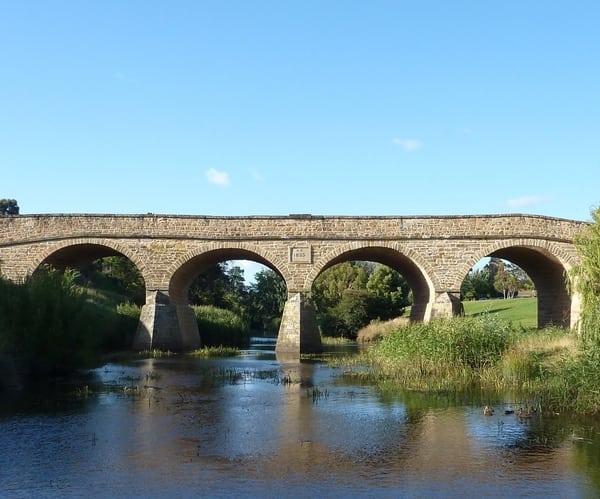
top-left (462, 297), bottom-right (537, 328)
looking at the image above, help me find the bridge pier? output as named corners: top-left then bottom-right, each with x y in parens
top-left (430, 291), bottom-right (464, 320)
top-left (133, 291), bottom-right (201, 351)
top-left (276, 292), bottom-right (322, 356)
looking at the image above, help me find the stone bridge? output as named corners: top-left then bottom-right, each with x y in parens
top-left (0, 214), bottom-right (585, 356)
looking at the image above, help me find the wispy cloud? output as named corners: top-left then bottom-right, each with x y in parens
top-left (248, 167), bottom-right (264, 181)
top-left (507, 195), bottom-right (550, 208)
top-left (392, 138), bottom-right (423, 152)
top-left (205, 168), bottom-right (230, 187)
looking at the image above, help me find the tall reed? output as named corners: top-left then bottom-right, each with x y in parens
top-left (372, 314), bottom-right (512, 381)
top-left (0, 268), bottom-right (99, 380)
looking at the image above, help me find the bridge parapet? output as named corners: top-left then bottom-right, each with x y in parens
top-left (0, 214), bottom-right (584, 246)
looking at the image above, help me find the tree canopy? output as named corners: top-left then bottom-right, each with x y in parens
top-left (312, 262), bottom-right (410, 338)
top-left (0, 199), bottom-right (19, 215)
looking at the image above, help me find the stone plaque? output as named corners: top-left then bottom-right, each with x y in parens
top-left (289, 245), bottom-right (312, 263)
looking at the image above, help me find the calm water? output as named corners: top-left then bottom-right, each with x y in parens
top-left (1, 340), bottom-right (600, 498)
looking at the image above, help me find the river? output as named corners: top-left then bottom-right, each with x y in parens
top-left (1, 339), bottom-right (599, 498)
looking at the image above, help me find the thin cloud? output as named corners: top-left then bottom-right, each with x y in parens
top-left (507, 195), bottom-right (550, 208)
top-left (205, 168), bottom-right (230, 187)
top-left (392, 138), bottom-right (423, 152)
top-left (248, 167), bottom-right (264, 181)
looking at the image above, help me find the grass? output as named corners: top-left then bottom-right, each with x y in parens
top-left (356, 298), bottom-right (537, 344)
top-left (338, 303), bottom-right (600, 414)
top-left (321, 336), bottom-right (356, 345)
top-left (188, 346), bottom-right (240, 358)
top-left (359, 314), bottom-right (514, 392)
top-left (463, 297), bottom-right (537, 328)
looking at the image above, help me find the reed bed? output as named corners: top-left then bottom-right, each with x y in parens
top-left (331, 314), bottom-right (600, 414)
top-left (188, 346), bottom-right (241, 358)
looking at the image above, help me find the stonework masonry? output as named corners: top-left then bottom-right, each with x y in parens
top-left (0, 214), bottom-right (587, 355)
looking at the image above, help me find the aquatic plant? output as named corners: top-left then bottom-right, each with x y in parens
top-left (374, 314), bottom-right (512, 373)
top-left (188, 346), bottom-right (240, 358)
top-left (308, 385), bottom-right (329, 403)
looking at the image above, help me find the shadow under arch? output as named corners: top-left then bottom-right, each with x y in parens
top-left (168, 247), bottom-right (286, 305)
top-left (310, 245), bottom-right (435, 322)
top-left (463, 242), bottom-right (574, 329)
top-left (35, 241), bottom-right (147, 301)
top-left (35, 240), bottom-right (144, 275)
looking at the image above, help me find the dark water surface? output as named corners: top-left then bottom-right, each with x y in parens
top-left (1, 341), bottom-right (600, 498)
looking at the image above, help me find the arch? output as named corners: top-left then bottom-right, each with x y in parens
top-left (458, 239), bottom-right (578, 328)
top-left (167, 243), bottom-right (288, 305)
top-left (307, 242), bottom-right (437, 322)
top-left (28, 238), bottom-right (150, 285)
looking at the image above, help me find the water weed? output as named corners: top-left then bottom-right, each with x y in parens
top-left (189, 346), bottom-right (240, 358)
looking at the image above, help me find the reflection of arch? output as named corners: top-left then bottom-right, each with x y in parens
top-left (460, 239), bottom-right (576, 328)
top-left (167, 243), bottom-right (286, 305)
top-left (307, 243), bottom-right (437, 322)
top-left (31, 238), bottom-right (148, 284)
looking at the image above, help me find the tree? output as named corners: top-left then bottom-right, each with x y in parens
top-left (247, 269), bottom-right (287, 334)
top-left (366, 264), bottom-right (409, 319)
top-left (189, 263), bottom-right (230, 307)
top-left (461, 268), bottom-right (491, 300)
top-left (493, 261), bottom-right (519, 299)
top-left (189, 262), bottom-right (248, 316)
top-left (327, 289), bottom-right (371, 338)
top-left (312, 261), bottom-right (410, 338)
top-left (570, 206), bottom-right (600, 348)
top-left (0, 199), bottom-right (19, 215)
top-left (312, 262), bottom-right (368, 311)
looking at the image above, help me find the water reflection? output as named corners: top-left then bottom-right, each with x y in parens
top-left (0, 343), bottom-right (599, 497)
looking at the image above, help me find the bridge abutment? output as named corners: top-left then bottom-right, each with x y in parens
top-left (133, 291), bottom-right (201, 351)
top-left (276, 292), bottom-right (322, 356)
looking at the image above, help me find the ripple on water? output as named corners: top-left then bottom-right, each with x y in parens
top-left (0, 356), bottom-right (598, 498)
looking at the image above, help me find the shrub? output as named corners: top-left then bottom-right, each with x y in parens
top-left (193, 305), bottom-right (250, 348)
top-left (0, 268), bottom-right (99, 380)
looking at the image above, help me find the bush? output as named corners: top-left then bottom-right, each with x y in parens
top-left (0, 268), bottom-right (144, 387)
top-left (193, 305), bottom-right (250, 348)
top-left (0, 268), bottom-right (100, 381)
top-left (96, 302), bottom-right (141, 351)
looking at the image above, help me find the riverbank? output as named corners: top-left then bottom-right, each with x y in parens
top-left (338, 313), bottom-right (600, 415)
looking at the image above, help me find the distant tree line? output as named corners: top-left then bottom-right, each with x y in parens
top-left (461, 257), bottom-right (534, 301)
top-left (189, 260), bottom-right (410, 340)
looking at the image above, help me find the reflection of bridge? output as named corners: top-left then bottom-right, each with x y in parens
top-left (0, 214), bottom-right (585, 355)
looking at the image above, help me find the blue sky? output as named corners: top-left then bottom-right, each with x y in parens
top-left (2, 1), bottom-right (599, 222)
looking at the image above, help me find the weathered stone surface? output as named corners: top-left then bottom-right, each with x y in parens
top-left (276, 292), bottom-right (321, 355)
top-left (0, 214), bottom-right (586, 354)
